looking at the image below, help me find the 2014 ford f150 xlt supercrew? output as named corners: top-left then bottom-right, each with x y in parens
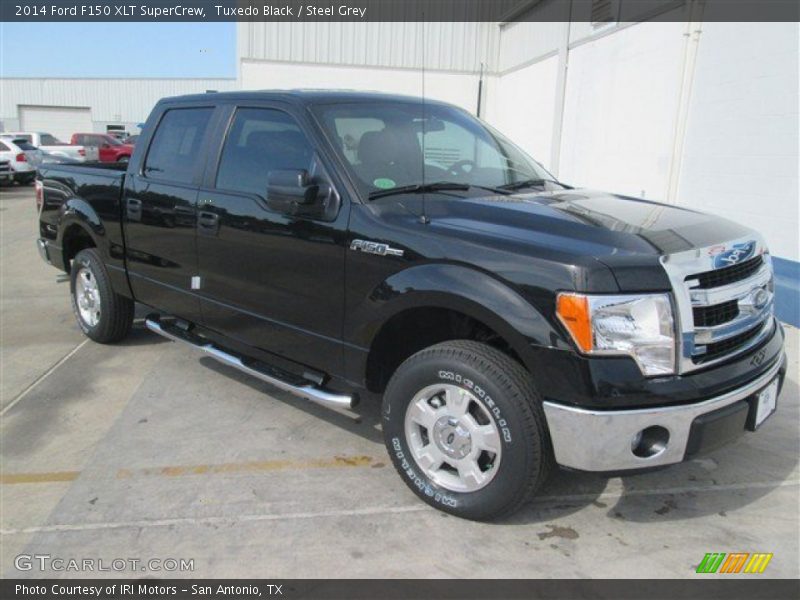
top-left (36, 91), bottom-right (787, 520)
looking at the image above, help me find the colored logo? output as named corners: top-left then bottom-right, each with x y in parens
top-left (713, 241), bottom-right (756, 269)
top-left (696, 552), bottom-right (773, 574)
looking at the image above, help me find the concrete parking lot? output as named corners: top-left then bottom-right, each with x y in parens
top-left (1, 183), bottom-right (798, 579)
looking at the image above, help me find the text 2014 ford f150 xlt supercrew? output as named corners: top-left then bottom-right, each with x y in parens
top-left (36, 91), bottom-right (787, 520)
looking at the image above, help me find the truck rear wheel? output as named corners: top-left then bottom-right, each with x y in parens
top-left (70, 248), bottom-right (134, 343)
top-left (382, 340), bottom-right (552, 520)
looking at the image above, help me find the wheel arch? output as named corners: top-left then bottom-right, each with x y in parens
top-left (353, 263), bottom-right (563, 393)
top-left (57, 199), bottom-right (105, 270)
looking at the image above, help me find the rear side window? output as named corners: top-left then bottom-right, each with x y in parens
top-left (0, 141), bottom-right (10, 151)
top-left (144, 107), bottom-right (213, 185)
top-left (215, 108), bottom-right (313, 197)
top-left (15, 141), bottom-right (37, 151)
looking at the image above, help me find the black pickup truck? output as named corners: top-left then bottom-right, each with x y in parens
top-left (36, 91), bottom-right (786, 519)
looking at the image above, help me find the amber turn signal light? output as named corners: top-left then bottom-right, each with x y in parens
top-left (556, 293), bottom-right (593, 352)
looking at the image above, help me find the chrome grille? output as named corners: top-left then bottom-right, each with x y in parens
top-left (691, 255), bottom-right (764, 289)
top-left (693, 300), bottom-right (739, 327)
top-left (693, 323), bottom-right (765, 364)
top-left (660, 236), bottom-right (775, 373)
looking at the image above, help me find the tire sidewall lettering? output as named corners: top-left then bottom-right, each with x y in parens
top-left (437, 369), bottom-right (512, 443)
top-left (391, 437), bottom-right (457, 508)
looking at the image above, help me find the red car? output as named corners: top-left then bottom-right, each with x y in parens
top-left (70, 133), bottom-right (134, 163)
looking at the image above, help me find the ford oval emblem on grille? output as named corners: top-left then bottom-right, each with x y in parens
top-left (713, 241), bottom-right (756, 269)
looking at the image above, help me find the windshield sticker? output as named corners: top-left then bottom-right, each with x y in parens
top-left (373, 178), bottom-right (396, 189)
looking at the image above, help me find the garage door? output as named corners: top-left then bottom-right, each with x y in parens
top-left (18, 105), bottom-right (93, 143)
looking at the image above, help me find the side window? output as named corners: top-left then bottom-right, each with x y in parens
top-left (41, 134), bottom-right (58, 145)
top-left (330, 117), bottom-right (385, 165)
top-left (144, 107), bottom-right (213, 185)
top-left (0, 141), bottom-right (10, 151)
top-left (216, 108), bottom-right (313, 197)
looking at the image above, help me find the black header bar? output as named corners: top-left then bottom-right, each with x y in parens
top-left (3, 579), bottom-right (800, 600)
top-left (2, 0), bottom-right (799, 22)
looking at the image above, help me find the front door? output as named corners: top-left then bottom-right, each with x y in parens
top-left (194, 105), bottom-right (349, 377)
top-left (123, 105), bottom-right (216, 322)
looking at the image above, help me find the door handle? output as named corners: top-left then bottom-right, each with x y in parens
top-left (198, 210), bottom-right (220, 235)
top-left (126, 198), bottom-right (142, 221)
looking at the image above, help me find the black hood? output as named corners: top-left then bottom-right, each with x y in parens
top-left (423, 187), bottom-right (754, 256)
top-left (413, 187), bottom-right (758, 292)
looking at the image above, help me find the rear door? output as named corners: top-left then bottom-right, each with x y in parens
top-left (193, 102), bottom-right (350, 377)
top-left (123, 104), bottom-right (218, 322)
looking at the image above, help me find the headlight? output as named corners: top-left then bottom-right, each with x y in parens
top-left (556, 292), bottom-right (676, 376)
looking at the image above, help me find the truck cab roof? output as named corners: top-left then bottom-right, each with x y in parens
top-left (160, 89), bottom-right (453, 107)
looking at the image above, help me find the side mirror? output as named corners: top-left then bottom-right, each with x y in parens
top-left (266, 169), bottom-right (319, 207)
top-left (102, 143), bottom-right (110, 149)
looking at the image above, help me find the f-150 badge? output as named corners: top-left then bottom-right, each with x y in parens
top-left (350, 239), bottom-right (404, 257)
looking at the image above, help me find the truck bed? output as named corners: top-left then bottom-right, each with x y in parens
top-left (37, 162), bottom-right (128, 275)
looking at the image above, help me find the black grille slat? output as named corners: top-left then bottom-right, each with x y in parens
top-left (693, 324), bottom-right (764, 364)
top-left (688, 256), bottom-right (763, 289)
top-left (693, 300), bottom-right (740, 327)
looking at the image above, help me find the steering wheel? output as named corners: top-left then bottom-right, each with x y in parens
top-left (449, 159), bottom-right (477, 177)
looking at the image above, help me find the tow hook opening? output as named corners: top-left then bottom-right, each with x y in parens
top-left (631, 426), bottom-right (670, 458)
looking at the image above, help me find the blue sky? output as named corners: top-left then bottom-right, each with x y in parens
top-left (0, 23), bottom-right (236, 78)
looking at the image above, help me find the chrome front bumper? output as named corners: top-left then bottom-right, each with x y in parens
top-left (543, 354), bottom-right (785, 472)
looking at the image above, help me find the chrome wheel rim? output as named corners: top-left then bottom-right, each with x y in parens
top-left (75, 267), bottom-right (101, 327)
top-left (404, 383), bottom-right (502, 493)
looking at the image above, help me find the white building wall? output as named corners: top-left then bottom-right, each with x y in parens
top-left (490, 56), bottom-right (560, 168)
top-left (557, 21), bottom-right (686, 199)
top-left (497, 5), bottom-right (568, 72)
top-left (238, 22), bottom-right (499, 73)
top-left (237, 21), bottom-right (501, 119)
top-left (240, 60), bottom-right (482, 114)
top-left (675, 21), bottom-right (799, 262)
top-left (0, 78), bottom-right (236, 134)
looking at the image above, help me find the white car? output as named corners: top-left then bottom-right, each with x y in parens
top-left (0, 159), bottom-right (12, 185)
top-left (2, 131), bottom-right (90, 162)
top-left (0, 137), bottom-right (38, 184)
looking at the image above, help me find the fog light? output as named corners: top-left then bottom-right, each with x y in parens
top-left (631, 426), bottom-right (669, 458)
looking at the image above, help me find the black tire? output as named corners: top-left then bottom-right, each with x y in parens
top-left (70, 248), bottom-right (134, 343)
top-left (118, 156), bottom-right (130, 163)
top-left (383, 340), bottom-right (552, 520)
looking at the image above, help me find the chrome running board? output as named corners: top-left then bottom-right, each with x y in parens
top-left (145, 317), bottom-right (357, 410)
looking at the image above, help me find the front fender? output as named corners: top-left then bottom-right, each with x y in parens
top-left (347, 263), bottom-right (571, 360)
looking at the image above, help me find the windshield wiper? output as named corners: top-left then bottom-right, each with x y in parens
top-left (498, 178), bottom-right (564, 191)
top-left (368, 181), bottom-right (510, 200)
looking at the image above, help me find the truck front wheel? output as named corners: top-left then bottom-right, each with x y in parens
top-left (382, 340), bottom-right (552, 520)
top-left (70, 248), bottom-right (134, 343)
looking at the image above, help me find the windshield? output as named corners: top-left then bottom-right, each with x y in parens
top-left (312, 101), bottom-right (552, 198)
